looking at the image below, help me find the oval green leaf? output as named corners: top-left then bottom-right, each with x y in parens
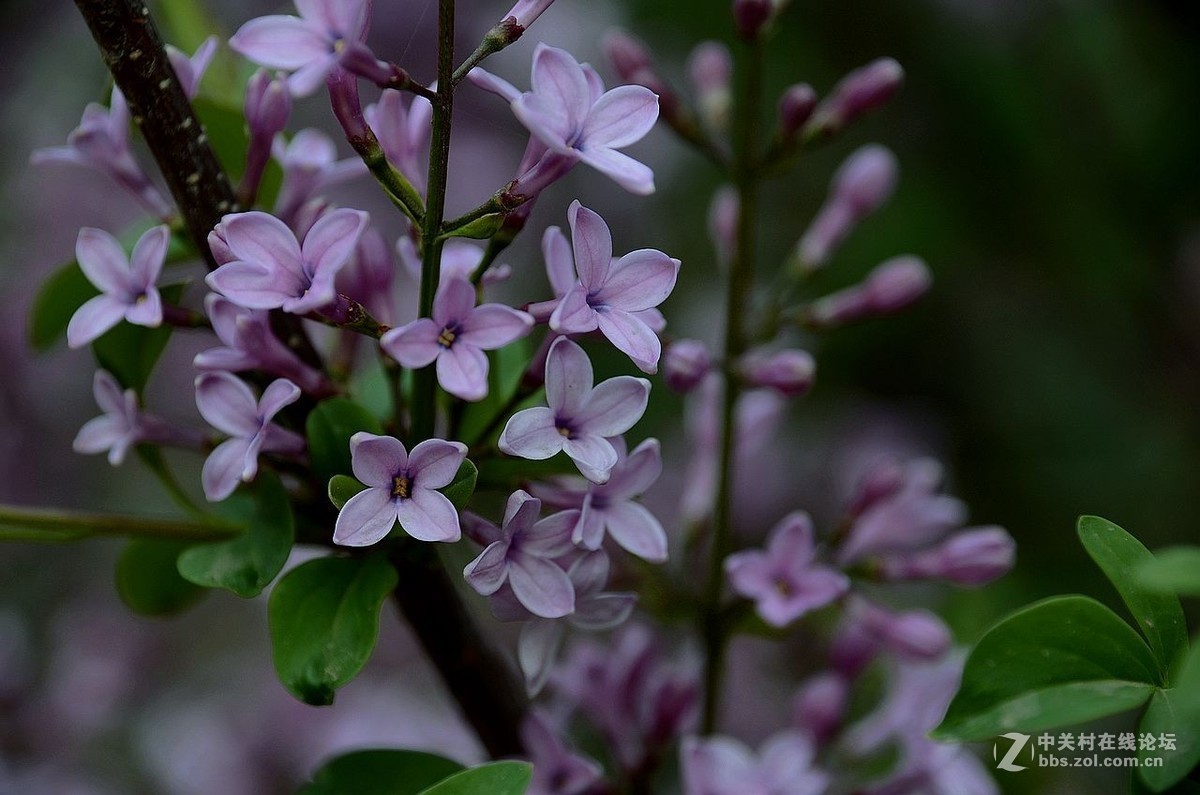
top-left (307, 398), bottom-right (385, 485)
top-left (116, 538), bottom-right (207, 616)
top-left (328, 475), bottom-right (368, 510)
top-left (441, 460), bottom-right (478, 512)
top-left (300, 749), bottom-right (465, 795)
top-left (934, 595), bottom-right (1161, 741)
top-left (268, 555), bottom-right (398, 705)
top-left (417, 762), bottom-right (533, 795)
top-left (177, 472), bottom-right (294, 597)
top-left (1078, 515), bottom-right (1187, 674)
top-left (1138, 642), bottom-right (1200, 791)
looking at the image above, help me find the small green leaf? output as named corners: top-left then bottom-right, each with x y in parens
top-left (116, 538), bottom-right (207, 616)
top-left (177, 472), bottom-right (294, 597)
top-left (301, 749), bottom-right (465, 795)
top-left (328, 475), bottom-right (368, 510)
top-left (29, 261), bottom-right (98, 350)
top-left (1078, 515), bottom-right (1188, 674)
top-left (444, 213), bottom-right (505, 240)
top-left (306, 398), bottom-right (385, 485)
top-left (934, 595), bottom-right (1161, 741)
top-left (441, 460), bottom-right (478, 511)
top-left (417, 762), bottom-right (533, 795)
top-left (1136, 547), bottom-right (1200, 597)
top-left (458, 340), bottom-right (532, 446)
top-left (93, 284), bottom-right (186, 392)
top-left (268, 555), bottom-right (398, 705)
top-left (1139, 642), bottom-right (1200, 791)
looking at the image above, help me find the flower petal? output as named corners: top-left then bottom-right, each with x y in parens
top-left (437, 342), bottom-right (489, 401)
top-left (603, 501), bottom-right (668, 563)
top-left (202, 437), bottom-right (252, 501)
top-left (544, 337), bottom-right (594, 417)
top-left (258, 378), bottom-right (301, 421)
top-left (509, 552), bottom-right (575, 618)
top-left (768, 511), bottom-right (817, 567)
top-left (499, 407), bottom-right (564, 460)
top-left (562, 435), bottom-right (618, 484)
top-left (724, 550), bottom-right (772, 599)
top-left (219, 211), bottom-right (304, 276)
top-left (521, 509), bottom-right (579, 557)
top-left (73, 415), bottom-right (127, 457)
top-left (576, 375), bottom-right (650, 437)
top-left (381, 318), bottom-right (442, 368)
top-left (67, 295), bottom-right (127, 348)
top-left (460, 305), bottom-right (533, 350)
top-left (566, 549), bottom-right (610, 595)
top-left (408, 438), bottom-right (468, 489)
top-left (432, 276), bottom-right (476, 327)
top-left (229, 15), bottom-right (331, 70)
top-left (574, 495), bottom-right (605, 549)
top-left (92, 370), bottom-right (127, 415)
top-left (567, 202), bottom-right (613, 290)
top-left (595, 249), bottom-right (679, 312)
top-left (542, 225), bottom-right (575, 297)
top-left (603, 438), bottom-right (662, 500)
top-left (302, 208), bottom-right (368, 280)
top-left (194, 372), bottom-right (260, 436)
top-left (464, 540), bottom-right (511, 595)
top-left (76, 227), bottom-right (131, 295)
top-left (519, 619), bottom-right (565, 696)
top-left (332, 487), bottom-right (397, 546)
top-left (574, 593), bottom-right (637, 631)
top-left (528, 44), bottom-right (591, 138)
top-left (129, 225), bottom-right (169, 288)
top-left (350, 432), bottom-right (408, 488)
top-left (205, 261), bottom-right (296, 310)
top-left (397, 488), bottom-right (461, 542)
top-left (577, 147), bottom-right (655, 195)
top-left (123, 287), bottom-right (162, 327)
top-left (581, 85), bottom-right (659, 149)
top-left (548, 283), bottom-right (598, 335)
top-left (597, 309), bottom-right (661, 374)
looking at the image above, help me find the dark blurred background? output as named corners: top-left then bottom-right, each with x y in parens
top-left (1, 0), bottom-right (1197, 792)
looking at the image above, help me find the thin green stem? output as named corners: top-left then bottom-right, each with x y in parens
top-left (410, 0), bottom-right (457, 442)
top-left (0, 504), bottom-right (237, 542)
top-left (700, 38), bottom-right (766, 735)
top-left (450, 19), bottom-right (521, 87)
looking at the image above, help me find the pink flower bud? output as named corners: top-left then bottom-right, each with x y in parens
top-left (603, 31), bottom-right (654, 83)
top-left (878, 609), bottom-right (952, 661)
top-left (733, 0), bottom-right (774, 39)
top-left (796, 145), bottom-right (898, 269)
top-left (880, 527), bottom-right (1015, 586)
top-left (844, 457), bottom-right (906, 518)
top-left (809, 256), bottom-right (932, 328)
top-left (504, 0), bottom-right (556, 29)
top-left (707, 186), bottom-right (739, 266)
top-left (778, 83), bottom-right (818, 139)
top-left (688, 42), bottom-right (733, 129)
top-left (663, 340), bottom-right (713, 393)
top-left (245, 69), bottom-right (291, 142)
top-left (739, 348), bottom-right (816, 397)
top-left (793, 673), bottom-right (848, 745)
top-left (807, 57), bottom-right (904, 136)
top-left (207, 219), bottom-right (236, 265)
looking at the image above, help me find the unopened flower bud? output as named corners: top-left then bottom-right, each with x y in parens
top-left (876, 609), bottom-right (952, 661)
top-left (739, 348), bottom-right (815, 397)
top-left (245, 69), bottom-right (291, 141)
top-left (663, 340), bottom-right (713, 393)
top-left (503, 0), bottom-right (556, 29)
top-left (880, 527), bottom-right (1015, 586)
top-left (207, 219), bottom-right (236, 265)
top-left (793, 673), bottom-right (848, 746)
top-left (777, 83), bottom-right (818, 139)
top-left (688, 42), bottom-right (733, 130)
top-left (733, 0), bottom-right (774, 39)
top-left (795, 145), bottom-right (898, 269)
top-left (808, 256), bottom-right (932, 328)
top-left (708, 186), bottom-right (739, 267)
top-left (845, 458), bottom-right (906, 518)
top-left (603, 30), bottom-right (654, 83)
top-left (807, 57), bottom-right (904, 137)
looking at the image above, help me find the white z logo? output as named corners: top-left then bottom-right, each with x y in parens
top-left (994, 732), bottom-right (1031, 772)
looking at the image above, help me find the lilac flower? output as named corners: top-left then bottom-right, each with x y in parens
top-left (271, 129), bottom-right (368, 224)
top-left (166, 36), bottom-right (219, 99)
top-left (195, 295), bottom-right (334, 396)
top-left (831, 597), bottom-right (952, 675)
top-left (878, 526), bottom-right (1016, 586)
top-left (725, 512), bottom-right (849, 627)
top-left (522, 709), bottom-right (603, 795)
top-left (229, 0), bottom-right (372, 96)
top-left (681, 731), bottom-right (828, 795)
top-left (515, 551), bottom-right (638, 692)
top-left (462, 490), bottom-right (576, 618)
top-left (336, 227), bottom-right (397, 325)
top-left (777, 83), bottom-right (818, 138)
top-left (531, 438), bottom-right (668, 562)
top-left (738, 348), bottom-right (816, 397)
top-left (67, 225), bottom-right (168, 348)
top-left (381, 276), bottom-right (533, 402)
top-left (195, 373), bottom-right (305, 501)
top-left (31, 91), bottom-right (172, 217)
top-left (364, 90), bottom-right (431, 196)
top-left (708, 186), bottom-right (739, 266)
top-left (732, 0), bottom-right (775, 40)
top-left (205, 208), bottom-right (369, 315)
top-left (499, 337), bottom-right (650, 484)
top-left (73, 371), bottom-right (150, 465)
top-left (503, 0), bottom-right (557, 30)
top-left (795, 145), bottom-right (899, 271)
top-left (663, 340), bottom-right (713, 393)
top-left (510, 44), bottom-right (660, 195)
top-left (688, 42), bottom-right (733, 129)
top-left (397, 237), bottom-right (512, 287)
top-left (792, 672), bottom-right (849, 747)
top-left (333, 432), bottom-right (468, 546)
top-left (809, 255), bottom-right (932, 328)
top-left (546, 202), bottom-right (679, 373)
top-left (242, 70), bottom-right (293, 202)
top-left (807, 58), bottom-right (905, 137)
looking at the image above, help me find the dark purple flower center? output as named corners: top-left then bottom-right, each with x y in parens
top-left (437, 324), bottom-right (459, 349)
top-left (772, 575), bottom-right (796, 598)
top-left (391, 474), bottom-right (411, 499)
top-left (555, 417), bottom-right (576, 439)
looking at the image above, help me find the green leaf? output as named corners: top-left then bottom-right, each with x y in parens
top-left (93, 283), bottom-right (185, 392)
top-left (177, 472), bottom-right (294, 597)
top-left (445, 213), bottom-right (506, 240)
top-left (116, 538), bottom-right (207, 616)
top-left (934, 595), bottom-right (1161, 741)
top-left (306, 398), bottom-right (385, 485)
top-left (1137, 547), bottom-right (1200, 597)
top-left (441, 460), bottom-right (478, 511)
top-left (328, 475), bottom-right (368, 510)
top-left (458, 340), bottom-right (532, 446)
top-left (268, 555), bottom-right (398, 705)
top-left (300, 749), bottom-right (465, 795)
top-left (1078, 515), bottom-right (1188, 674)
top-left (1139, 642), bottom-right (1200, 791)
top-left (417, 762), bottom-right (533, 795)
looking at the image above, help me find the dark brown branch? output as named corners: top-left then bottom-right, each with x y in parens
top-left (390, 544), bottom-right (528, 758)
top-left (73, 0), bottom-right (236, 268)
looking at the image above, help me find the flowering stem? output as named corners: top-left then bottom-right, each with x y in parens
top-left (700, 37), bottom-right (766, 734)
top-left (450, 19), bottom-right (522, 86)
top-left (0, 504), bottom-right (237, 542)
top-left (161, 303), bottom-right (210, 329)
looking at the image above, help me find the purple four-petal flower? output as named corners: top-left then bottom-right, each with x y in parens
top-left (67, 225), bottom-right (169, 349)
top-left (333, 432), bottom-right (468, 546)
top-left (381, 276), bottom-right (533, 402)
top-left (499, 337), bottom-right (650, 484)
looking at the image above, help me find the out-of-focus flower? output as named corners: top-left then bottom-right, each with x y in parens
top-left (503, 0), bottom-right (557, 31)
top-left (195, 373), bottom-right (305, 501)
top-left (229, 0), bottom-right (372, 96)
top-left (335, 227), bottom-right (397, 325)
top-left (364, 90), bottom-right (431, 196)
top-left (531, 438), bottom-right (668, 562)
top-left (333, 432), bottom-right (467, 545)
top-left (462, 490), bottom-right (577, 619)
top-left (500, 338), bottom-right (650, 483)
top-left (664, 340), bottom-right (713, 394)
top-left (206, 209), bottom-right (368, 315)
top-left (522, 709), bottom-right (603, 795)
top-left (67, 225), bottom-right (168, 348)
top-left (725, 512), bottom-right (849, 627)
top-left (74, 370), bottom-right (192, 465)
top-left (777, 83), bottom-right (818, 139)
top-left (242, 70), bottom-right (292, 202)
top-left (271, 129), bottom-right (367, 224)
top-left (796, 144), bottom-right (899, 270)
top-left (792, 672), bottom-right (849, 746)
top-left (166, 35), bottom-right (219, 99)
top-left (688, 42), bottom-right (733, 130)
top-left (809, 256), bottom-right (932, 327)
top-left (878, 526), bottom-right (1016, 586)
top-left (397, 237), bottom-right (512, 288)
top-left (708, 186), bottom-right (739, 267)
top-left (738, 348), bottom-right (816, 397)
top-left (547, 202), bottom-right (679, 374)
top-left (680, 730), bottom-right (829, 794)
top-left (806, 58), bottom-right (905, 138)
top-left (732, 0), bottom-right (775, 40)
top-left (831, 597), bottom-right (953, 675)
